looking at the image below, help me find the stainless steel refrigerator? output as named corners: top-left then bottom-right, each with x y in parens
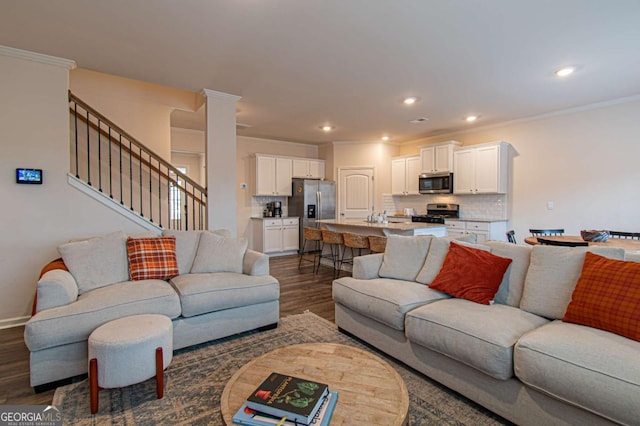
top-left (288, 178), bottom-right (336, 253)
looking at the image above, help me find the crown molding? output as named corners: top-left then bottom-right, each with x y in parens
top-left (0, 45), bottom-right (76, 69)
top-left (200, 88), bottom-right (241, 102)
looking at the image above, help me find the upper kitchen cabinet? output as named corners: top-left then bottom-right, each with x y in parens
top-left (391, 155), bottom-right (421, 195)
top-left (292, 158), bottom-right (325, 179)
top-left (420, 141), bottom-right (460, 173)
top-left (253, 154), bottom-right (293, 196)
top-left (453, 142), bottom-right (510, 194)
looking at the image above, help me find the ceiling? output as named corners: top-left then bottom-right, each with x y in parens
top-left (2, 0), bottom-right (640, 144)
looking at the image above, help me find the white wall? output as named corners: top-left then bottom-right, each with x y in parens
top-left (0, 51), bottom-right (153, 325)
top-left (399, 97), bottom-right (640, 242)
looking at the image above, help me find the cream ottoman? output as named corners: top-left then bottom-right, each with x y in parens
top-left (88, 314), bottom-right (173, 414)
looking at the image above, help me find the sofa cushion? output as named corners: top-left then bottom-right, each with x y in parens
top-left (406, 299), bottom-right (549, 380)
top-left (378, 235), bottom-right (433, 282)
top-left (332, 276), bottom-right (449, 331)
top-left (515, 320), bottom-right (640, 425)
top-left (190, 233), bottom-right (248, 274)
top-left (429, 242), bottom-right (512, 304)
top-left (416, 237), bottom-right (491, 285)
top-left (57, 231), bottom-right (129, 294)
top-left (170, 273), bottom-right (279, 317)
top-left (24, 279), bottom-right (181, 351)
top-left (520, 246), bottom-right (625, 319)
top-left (126, 236), bottom-right (179, 281)
top-left (484, 241), bottom-right (532, 307)
top-left (563, 252), bottom-right (640, 342)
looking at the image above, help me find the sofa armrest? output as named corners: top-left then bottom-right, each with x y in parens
top-left (353, 253), bottom-right (383, 279)
top-left (243, 249), bottom-right (270, 276)
top-left (35, 269), bottom-right (79, 313)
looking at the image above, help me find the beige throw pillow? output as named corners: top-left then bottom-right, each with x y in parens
top-left (519, 246), bottom-right (625, 319)
top-left (57, 231), bottom-right (129, 294)
top-left (378, 235), bottom-right (433, 281)
top-left (190, 232), bottom-right (248, 274)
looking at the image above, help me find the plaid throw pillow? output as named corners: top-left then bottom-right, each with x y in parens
top-left (563, 252), bottom-right (640, 342)
top-left (127, 236), bottom-right (179, 281)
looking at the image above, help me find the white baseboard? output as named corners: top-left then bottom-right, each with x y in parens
top-left (0, 315), bottom-right (30, 330)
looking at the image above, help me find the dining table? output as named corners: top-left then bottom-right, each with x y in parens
top-left (524, 235), bottom-right (640, 253)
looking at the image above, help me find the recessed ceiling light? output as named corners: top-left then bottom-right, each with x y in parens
top-left (409, 117), bottom-right (429, 124)
top-left (465, 115), bottom-right (478, 123)
top-left (320, 125), bottom-right (334, 132)
top-left (403, 97), bottom-right (418, 105)
top-left (555, 66), bottom-right (576, 77)
top-left (381, 135), bottom-right (390, 141)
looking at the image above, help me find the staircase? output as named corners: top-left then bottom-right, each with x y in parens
top-left (69, 92), bottom-right (207, 230)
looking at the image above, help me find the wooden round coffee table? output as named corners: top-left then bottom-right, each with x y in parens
top-left (220, 343), bottom-right (409, 425)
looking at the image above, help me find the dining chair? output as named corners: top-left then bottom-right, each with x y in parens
top-left (506, 230), bottom-right (516, 244)
top-left (529, 228), bottom-right (565, 236)
top-left (609, 231), bottom-right (640, 240)
top-left (537, 237), bottom-right (588, 247)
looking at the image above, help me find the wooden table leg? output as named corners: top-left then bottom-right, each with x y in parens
top-left (155, 347), bottom-right (164, 399)
top-left (89, 358), bottom-right (99, 414)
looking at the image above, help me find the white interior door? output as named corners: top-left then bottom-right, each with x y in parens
top-left (338, 167), bottom-right (375, 219)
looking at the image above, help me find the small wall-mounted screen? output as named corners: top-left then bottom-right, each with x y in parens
top-left (16, 168), bottom-right (43, 184)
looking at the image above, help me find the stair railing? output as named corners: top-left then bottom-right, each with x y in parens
top-left (69, 91), bottom-right (207, 230)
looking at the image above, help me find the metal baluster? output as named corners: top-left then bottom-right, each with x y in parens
top-left (167, 171), bottom-right (172, 229)
top-left (149, 155), bottom-right (153, 223)
top-left (108, 127), bottom-right (113, 199)
top-left (119, 134), bottom-right (124, 205)
top-left (158, 163), bottom-right (162, 228)
top-left (97, 119), bottom-right (102, 192)
top-left (86, 110), bottom-right (91, 186)
top-left (184, 182), bottom-right (189, 231)
top-left (192, 186), bottom-right (196, 231)
top-left (129, 139), bottom-right (133, 210)
top-left (139, 146), bottom-right (143, 216)
top-left (74, 102), bottom-right (79, 178)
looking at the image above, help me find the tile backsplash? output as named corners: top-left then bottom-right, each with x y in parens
top-left (252, 195), bottom-right (288, 217)
top-left (385, 193), bottom-right (507, 220)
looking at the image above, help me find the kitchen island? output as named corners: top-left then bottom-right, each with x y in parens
top-left (316, 219), bottom-right (447, 237)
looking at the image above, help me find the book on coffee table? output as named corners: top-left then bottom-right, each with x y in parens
top-left (233, 390), bottom-right (338, 426)
top-left (244, 372), bottom-right (329, 425)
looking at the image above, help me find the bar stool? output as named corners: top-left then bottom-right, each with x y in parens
top-left (298, 227), bottom-right (323, 273)
top-left (340, 232), bottom-right (370, 276)
top-left (319, 229), bottom-right (344, 278)
top-left (368, 235), bottom-right (387, 253)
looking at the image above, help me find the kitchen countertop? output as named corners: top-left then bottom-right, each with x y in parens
top-left (444, 218), bottom-right (507, 222)
top-left (315, 219), bottom-right (447, 237)
top-left (251, 216), bottom-right (299, 220)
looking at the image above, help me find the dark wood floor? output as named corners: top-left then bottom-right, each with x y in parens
top-left (0, 254), bottom-right (338, 405)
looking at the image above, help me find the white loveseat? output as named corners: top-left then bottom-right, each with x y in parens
top-left (333, 235), bottom-right (640, 426)
top-left (24, 229), bottom-right (280, 389)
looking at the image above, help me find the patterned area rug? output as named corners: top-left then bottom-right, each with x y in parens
top-left (53, 312), bottom-right (510, 425)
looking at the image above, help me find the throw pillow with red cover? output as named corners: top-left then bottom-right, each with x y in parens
top-left (563, 252), bottom-right (640, 342)
top-left (430, 241), bottom-right (513, 304)
top-left (127, 236), bottom-right (179, 281)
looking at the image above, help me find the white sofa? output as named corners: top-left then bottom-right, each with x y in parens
top-left (333, 235), bottom-right (640, 426)
top-left (24, 229), bottom-right (280, 390)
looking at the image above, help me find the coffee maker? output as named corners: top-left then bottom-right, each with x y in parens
top-left (265, 201), bottom-right (282, 217)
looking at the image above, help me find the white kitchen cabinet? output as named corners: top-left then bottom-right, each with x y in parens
top-left (453, 142), bottom-right (509, 194)
top-left (391, 155), bottom-right (421, 195)
top-left (420, 141), bottom-right (460, 173)
top-left (253, 217), bottom-right (299, 255)
top-left (254, 155), bottom-right (292, 196)
top-left (292, 159), bottom-right (325, 179)
top-left (445, 219), bottom-right (507, 243)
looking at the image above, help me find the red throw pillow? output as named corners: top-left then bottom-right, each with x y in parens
top-left (429, 242), bottom-right (512, 304)
top-left (127, 236), bottom-right (179, 281)
top-left (563, 252), bottom-right (640, 342)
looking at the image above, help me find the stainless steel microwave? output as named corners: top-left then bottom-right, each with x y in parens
top-left (418, 172), bottom-right (453, 194)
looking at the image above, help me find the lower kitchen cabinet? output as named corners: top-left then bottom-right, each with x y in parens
top-left (253, 217), bottom-right (299, 255)
top-left (444, 219), bottom-right (507, 243)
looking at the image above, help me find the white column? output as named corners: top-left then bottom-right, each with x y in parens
top-left (201, 89), bottom-right (241, 235)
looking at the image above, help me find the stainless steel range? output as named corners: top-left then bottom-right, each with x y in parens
top-left (411, 203), bottom-right (459, 224)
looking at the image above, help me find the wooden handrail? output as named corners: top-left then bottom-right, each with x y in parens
top-left (71, 109), bottom-right (207, 206)
top-left (69, 91), bottom-right (207, 197)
